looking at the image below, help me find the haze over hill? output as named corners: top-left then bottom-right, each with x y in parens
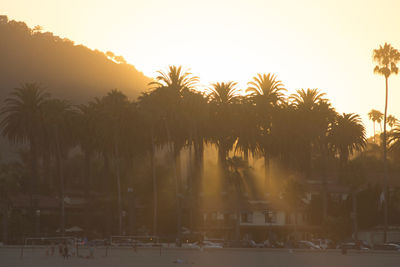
top-left (0, 15), bottom-right (150, 103)
top-left (0, 15), bottom-right (150, 160)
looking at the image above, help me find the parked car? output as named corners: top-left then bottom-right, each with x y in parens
top-left (373, 243), bottom-right (400, 251)
top-left (311, 239), bottom-right (333, 249)
top-left (248, 240), bottom-right (264, 248)
top-left (296, 241), bottom-right (321, 250)
top-left (202, 240), bottom-right (223, 248)
top-left (336, 240), bottom-right (370, 250)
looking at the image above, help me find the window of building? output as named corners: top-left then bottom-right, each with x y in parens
top-left (265, 211), bottom-right (277, 223)
top-left (241, 212), bottom-right (253, 223)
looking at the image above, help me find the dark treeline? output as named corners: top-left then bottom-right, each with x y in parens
top-left (1, 65), bottom-right (400, 244)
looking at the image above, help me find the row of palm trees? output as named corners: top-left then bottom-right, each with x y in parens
top-left (0, 43), bottom-right (399, 242)
top-left (368, 109), bottom-right (397, 141)
top-left (0, 70), bottom-right (368, 237)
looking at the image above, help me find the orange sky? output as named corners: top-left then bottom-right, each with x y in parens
top-left (3, 0), bottom-right (400, 136)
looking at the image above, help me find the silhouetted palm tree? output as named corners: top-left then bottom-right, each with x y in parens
top-left (246, 73), bottom-right (286, 108)
top-left (207, 81), bottom-right (241, 164)
top-left (387, 115), bottom-right (398, 130)
top-left (0, 83), bottom-right (49, 216)
top-left (373, 43), bottom-right (400, 242)
top-left (289, 89), bottom-right (334, 176)
top-left (149, 65), bottom-right (199, 244)
top-left (329, 113), bottom-right (366, 240)
top-left (329, 113), bottom-right (366, 166)
top-left (368, 109), bottom-right (383, 142)
top-left (101, 90), bottom-right (130, 235)
top-left (226, 156), bottom-right (250, 241)
top-left (42, 98), bottom-right (75, 236)
top-left (246, 73), bottom-right (286, 193)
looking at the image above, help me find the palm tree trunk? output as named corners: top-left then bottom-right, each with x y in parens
top-left (352, 190), bottom-right (358, 240)
top-left (322, 148), bottom-right (328, 221)
top-left (150, 128), bottom-right (157, 236)
top-left (383, 76), bottom-right (389, 243)
top-left (243, 149), bottom-right (249, 162)
top-left (264, 152), bottom-right (270, 195)
top-left (114, 138), bottom-right (123, 236)
top-left (163, 120), bottom-right (181, 244)
top-left (235, 186), bottom-right (241, 242)
top-left (373, 121), bottom-right (376, 143)
top-left (84, 151), bottom-right (92, 235)
top-left (2, 205), bottom-right (8, 245)
top-left (55, 129), bottom-right (65, 236)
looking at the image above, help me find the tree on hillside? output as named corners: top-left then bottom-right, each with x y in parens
top-left (373, 43), bottom-right (400, 242)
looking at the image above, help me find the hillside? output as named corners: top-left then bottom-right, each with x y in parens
top-left (0, 15), bottom-right (151, 161)
top-left (0, 15), bottom-right (150, 102)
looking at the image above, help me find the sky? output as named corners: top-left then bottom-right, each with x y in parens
top-left (2, 0), bottom-right (400, 136)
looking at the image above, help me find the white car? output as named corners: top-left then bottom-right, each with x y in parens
top-left (202, 240), bottom-right (223, 248)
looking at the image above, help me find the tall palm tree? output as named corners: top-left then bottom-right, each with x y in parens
top-left (137, 91), bottom-right (165, 236)
top-left (207, 82), bottom-right (241, 166)
top-left (0, 83), bottom-right (49, 221)
top-left (0, 163), bottom-right (21, 244)
top-left (226, 156), bottom-right (250, 241)
top-left (290, 88), bottom-right (335, 221)
top-left (42, 99), bottom-right (75, 236)
top-left (373, 43), bottom-right (400, 242)
top-left (246, 73), bottom-right (286, 108)
top-left (368, 109), bottom-right (383, 142)
top-left (329, 113), bottom-right (366, 240)
top-left (289, 89), bottom-right (334, 176)
top-left (329, 113), bottom-right (366, 166)
top-left (388, 126), bottom-right (400, 160)
top-left (149, 65), bottom-right (199, 244)
top-left (76, 103), bottom-right (100, 232)
top-left (101, 90), bottom-right (130, 236)
top-left (246, 73), bottom-right (286, 193)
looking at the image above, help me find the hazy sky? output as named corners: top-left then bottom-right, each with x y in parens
top-left (3, 0), bottom-right (400, 136)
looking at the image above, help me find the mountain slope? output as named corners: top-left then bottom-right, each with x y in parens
top-left (0, 15), bottom-right (151, 103)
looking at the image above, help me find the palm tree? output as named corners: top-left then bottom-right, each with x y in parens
top-left (329, 113), bottom-right (366, 166)
top-left (76, 103), bottom-right (100, 232)
top-left (0, 162), bottom-right (21, 244)
top-left (137, 91), bottom-right (165, 236)
top-left (387, 115), bottom-right (398, 130)
top-left (0, 83), bottom-right (49, 221)
top-left (289, 89), bottom-right (334, 176)
top-left (373, 43), bottom-right (400, 242)
top-left (226, 156), bottom-right (250, 241)
top-left (290, 88), bottom-right (335, 221)
top-left (149, 65), bottom-right (199, 244)
top-left (329, 113), bottom-right (366, 240)
top-left (101, 90), bottom-right (131, 236)
top-left (246, 73), bottom-right (286, 109)
top-left (42, 99), bottom-right (75, 236)
top-left (207, 82), bottom-right (241, 165)
top-left (281, 177), bottom-right (304, 240)
top-left (246, 73), bottom-right (286, 193)
top-left (368, 109), bottom-right (383, 142)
